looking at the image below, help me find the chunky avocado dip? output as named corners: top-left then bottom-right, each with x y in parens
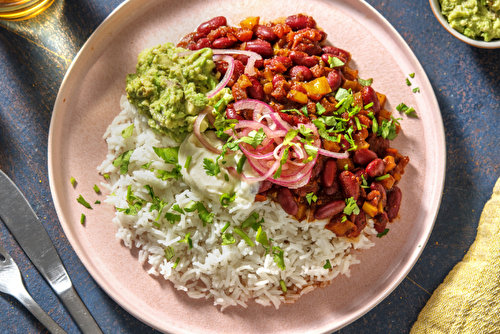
top-left (439, 0), bottom-right (500, 41)
top-left (126, 43), bottom-right (232, 142)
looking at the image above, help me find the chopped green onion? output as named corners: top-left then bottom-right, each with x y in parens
top-left (70, 177), bottom-right (76, 187)
top-left (364, 102), bottom-right (374, 109)
top-left (173, 257), bottom-right (180, 269)
top-left (177, 233), bottom-right (193, 249)
top-left (354, 116), bottom-right (362, 131)
top-left (280, 280), bottom-right (287, 292)
top-left (375, 174), bottom-right (390, 181)
top-left (221, 222), bottom-right (230, 233)
top-left (233, 227), bottom-right (255, 247)
top-left (184, 155), bottom-right (192, 169)
top-left (184, 200), bottom-right (198, 212)
top-left (80, 213), bottom-right (85, 224)
top-left (220, 192), bottom-right (235, 207)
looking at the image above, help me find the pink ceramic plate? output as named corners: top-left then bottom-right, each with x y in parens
top-left (48, 0), bottom-right (445, 333)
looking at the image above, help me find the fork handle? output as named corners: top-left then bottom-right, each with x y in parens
top-left (14, 286), bottom-right (67, 334)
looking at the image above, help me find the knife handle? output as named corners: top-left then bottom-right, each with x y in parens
top-left (13, 284), bottom-right (67, 334)
top-left (59, 286), bottom-right (103, 334)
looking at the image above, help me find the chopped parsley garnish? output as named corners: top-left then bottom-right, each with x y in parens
top-left (323, 259), bottom-right (332, 269)
top-left (272, 246), bottom-right (286, 270)
top-left (344, 197), bottom-right (360, 215)
top-left (77, 195), bottom-right (92, 209)
top-left (377, 228), bottom-right (390, 238)
top-left (70, 177), bottom-right (76, 187)
top-left (221, 233), bottom-right (236, 245)
top-left (80, 213), bottom-right (85, 224)
top-left (93, 184), bottom-right (100, 193)
top-left (233, 227), bottom-right (255, 247)
top-left (177, 233), bottom-right (193, 249)
top-left (220, 192), bottom-right (236, 207)
top-left (122, 124), bottom-right (134, 139)
top-left (358, 77), bottom-right (373, 87)
top-left (412, 87), bottom-right (420, 93)
top-left (328, 56), bottom-right (345, 68)
top-left (112, 150), bottom-right (134, 174)
top-left (184, 155), bottom-right (192, 169)
top-left (164, 246), bottom-right (175, 261)
top-left (306, 192), bottom-right (318, 205)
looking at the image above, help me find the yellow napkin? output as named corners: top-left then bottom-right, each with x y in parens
top-left (410, 177), bottom-right (500, 333)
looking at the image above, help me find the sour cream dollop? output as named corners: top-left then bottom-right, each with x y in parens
top-left (178, 131), bottom-right (260, 209)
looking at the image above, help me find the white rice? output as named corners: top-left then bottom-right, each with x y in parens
top-left (98, 95), bottom-right (378, 310)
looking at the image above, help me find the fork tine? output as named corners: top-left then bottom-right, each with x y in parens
top-left (0, 245), bottom-right (67, 334)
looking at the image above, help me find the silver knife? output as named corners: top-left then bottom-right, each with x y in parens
top-left (0, 170), bottom-right (103, 334)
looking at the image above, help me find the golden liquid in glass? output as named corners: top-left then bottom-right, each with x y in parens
top-left (0, 0), bottom-right (55, 21)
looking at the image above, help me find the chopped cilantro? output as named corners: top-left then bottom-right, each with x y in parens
top-left (153, 146), bottom-right (179, 164)
top-left (280, 280), bottom-right (287, 293)
top-left (94, 200), bottom-right (101, 204)
top-left (344, 197), bottom-right (360, 215)
top-left (70, 177), bottom-right (76, 187)
top-left (172, 204), bottom-right (184, 214)
top-left (141, 161), bottom-right (153, 169)
top-left (377, 118), bottom-right (398, 140)
top-left (156, 164), bottom-right (182, 181)
top-left (406, 78), bottom-right (411, 86)
top-left (375, 174), bottom-right (390, 181)
top-left (256, 226), bottom-right (269, 248)
top-left (221, 233), bottom-right (235, 245)
top-left (122, 124), bottom-right (134, 139)
top-left (316, 102), bottom-right (326, 115)
top-left (164, 246), bottom-right (175, 261)
top-left (241, 212), bottom-right (264, 231)
top-left (239, 128), bottom-right (267, 149)
top-left (103, 174), bottom-right (110, 179)
top-left (203, 158), bottom-right (221, 176)
top-left (165, 212), bottom-right (181, 224)
top-left (358, 77), bottom-right (373, 87)
top-left (377, 228), bottom-right (390, 238)
top-left (306, 192), bottom-right (318, 205)
top-left (77, 195), bottom-right (92, 209)
top-left (273, 147), bottom-right (289, 179)
top-left (272, 246), bottom-right (286, 270)
top-left (323, 259), bottom-right (332, 269)
top-left (237, 155), bottom-right (247, 174)
top-left (413, 87), bottom-right (420, 93)
top-left (183, 200), bottom-right (198, 212)
top-left (112, 150), bottom-right (133, 174)
top-left (80, 213), bottom-right (85, 224)
top-left (172, 257), bottom-right (180, 269)
top-left (221, 222), bottom-right (230, 233)
top-left (409, 73), bottom-right (415, 78)
top-left (184, 155), bottom-right (192, 169)
top-left (177, 233), bottom-right (193, 249)
top-left (364, 102), bottom-right (374, 110)
top-left (328, 56), bottom-right (345, 68)
top-left (300, 105), bottom-right (308, 117)
top-left (220, 192), bottom-right (236, 207)
top-left (93, 184), bottom-right (100, 193)
top-left (197, 202), bottom-right (214, 225)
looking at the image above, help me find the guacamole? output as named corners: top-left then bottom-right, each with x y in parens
top-left (126, 43), bottom-right (232, 142)
top-left (439, 0), bottom-right (500, 41)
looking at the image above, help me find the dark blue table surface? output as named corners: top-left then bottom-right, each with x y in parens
top-left (1, 0), bottom-right (499, 333)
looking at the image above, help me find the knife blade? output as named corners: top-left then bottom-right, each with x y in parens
top-left (0, 170), bottom-right (103, 334)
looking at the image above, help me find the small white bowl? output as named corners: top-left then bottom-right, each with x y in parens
top-left (429, 0), bottom-right (500, 49)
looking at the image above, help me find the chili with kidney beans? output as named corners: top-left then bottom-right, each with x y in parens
top-left (177, 14), bottom-right (409, 239)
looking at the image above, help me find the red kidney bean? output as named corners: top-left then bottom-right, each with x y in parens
top-left (197, 16), bottom-right (227, 35)
top-left (350, 212), bottom-right (367, 236)
top-left (324, 179), bottom-right (340, 196)
top-left (386, 186), bottom-right (402, 220)
top-left (361, 86), bottom-right (381, 113)
top-left (321, 46), bottom-right (351, 63)
top-left (321, 159), bottom-right (337, 188)
top-left (293, 42), bottom-right (322, 56)
top-left (285, 14), bottom-right (316, 31)
top-left (274, 56), bottom-right (292, 69)
top-left (278, 188), bottom-right (298, 216)
top-left (353, 148), bottom-right (378, 166)
top-left (367, 133), bottom-right (389, 158)
top-left (225, 106), bottom-right (243, 120)
top-left (289, 51), bottom-right (319, 67)
top-left (195, 38), bottom-right (212, 50)
top-left (254, 25), bottom-right (278, 42)
top-left (289, 66), bottom-right (313, 81)
top-left (272, 74), bottom-right (286, 86)
top-left (339, 171), bottom-right (360, 200)
top-left (314, 200), bottom-right (346, 220)
top-left (318, 30), bottom-right (327, 42)
top-left (247, 77), bottom-right (265, 100)
top-left (366, 158), bottom-right (385, 178)
top-left (327, 70), bottom-right (342, 91)
top-left (370, 182), bottom-right (387, 206)
top-left (245, 39), bottom-right (273, 58)
top-left (373, 212), bottom-right (388, 233)
top-left (212, 37), bottom-right (236, 49)
top-left (258, 180), bottom-right (273, 194)
top-left (354, 168), bottom-right (368, 183)
top-left (193, 32), bottom-right (207, 42)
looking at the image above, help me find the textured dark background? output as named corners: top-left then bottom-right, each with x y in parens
top-left (0, 0), bottom-right (499, 333)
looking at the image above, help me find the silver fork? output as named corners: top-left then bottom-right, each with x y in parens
top-left (0, 244), bottom-right (67, 334)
